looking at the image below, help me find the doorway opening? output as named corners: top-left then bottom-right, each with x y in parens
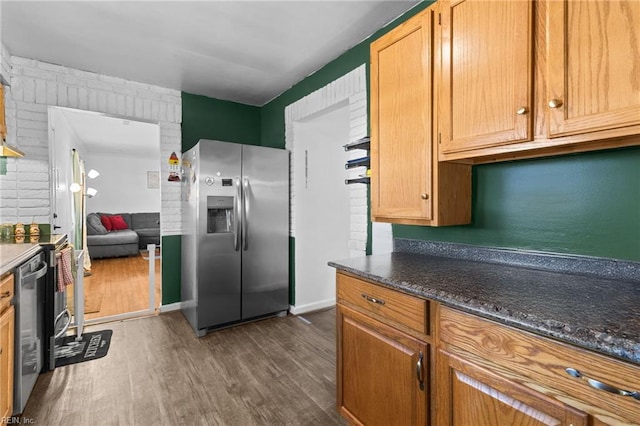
top-left (293, 102), bottom-right (352, 313)
top-left (48, 107), bottom-right (161, 328)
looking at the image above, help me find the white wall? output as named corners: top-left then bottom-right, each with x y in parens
top-left (285, 65), bottom-right (368, 257)
top-left (48, 107), bottom-right (87, 244)
top-left (0, 51), bottom-right (182, 234)
top-left (293, 104), bottom-right (352, 312)
top-left (85, 152), bottom-right (161, 214)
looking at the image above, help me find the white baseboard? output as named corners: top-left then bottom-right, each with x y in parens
top-left (289, 298), bottom-right (336, 315)
top-left (159, 302), bottom-right (183, 313)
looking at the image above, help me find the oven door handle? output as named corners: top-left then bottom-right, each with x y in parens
top-left (54, 309), bottom-right (71, 339)
top-left (21, 262), bottom-right (48, 283)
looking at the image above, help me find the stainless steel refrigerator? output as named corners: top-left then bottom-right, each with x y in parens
top-left (181, 139), bottom-right (289, 336)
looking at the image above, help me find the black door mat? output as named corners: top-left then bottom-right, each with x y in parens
top-left (54, 330), bottom-right (112, 367)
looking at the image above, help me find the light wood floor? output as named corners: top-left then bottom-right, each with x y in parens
top-left (24, 309), bottom-right (345, 426)
top-left (68, 252), bottom-right (162, 321)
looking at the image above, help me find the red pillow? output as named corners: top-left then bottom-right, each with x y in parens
top-left (100, 215), bottom-right (113, 231)
top-left (109, 215), bottom-right (128, 231)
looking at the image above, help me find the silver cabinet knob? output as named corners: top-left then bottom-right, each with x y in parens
top-left (516, 107), bottom-right (528, 115)
top-left (421, 193), bottom-right (429, 200)
top-left (548, 99), bottom-right (563, 108)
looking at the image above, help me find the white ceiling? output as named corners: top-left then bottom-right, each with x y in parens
top-left (60, 108), bottom-right (159, 156)
top-left (1, 0), bottom-right (420, 106)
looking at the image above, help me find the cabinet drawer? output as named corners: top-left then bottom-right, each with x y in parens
top-left (0, 273), bottom-right (14, 313)
top-left (440, 307), bottom-right (640, 424)
top-left (337, 273), bottom-right (428, 335)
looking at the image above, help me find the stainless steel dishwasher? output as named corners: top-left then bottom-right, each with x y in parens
top-left (13, 251), bottom-right (47, 415)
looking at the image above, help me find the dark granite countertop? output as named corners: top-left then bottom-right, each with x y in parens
top-left (329, 251), bottom-right (640, 366)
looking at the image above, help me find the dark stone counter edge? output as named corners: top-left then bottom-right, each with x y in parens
top-left (395, 238), bottom-right (640, 283)
top-left (329, 262), bottom-right (640, 366)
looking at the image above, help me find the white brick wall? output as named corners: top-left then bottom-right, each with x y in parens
top-left (0, 54), bottom-right (182, 235)
top-left (285, 65), bottom-right (368, 256)
top-left (0, 43), bottom-right (11, 84)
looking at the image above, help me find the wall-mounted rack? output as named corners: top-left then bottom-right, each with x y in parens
top-left (344, 136), bottom-right (370, 185)
top-left (345, 177), bottom-right (370, 185)
top-left (343, 136), bottom-right (370, 152)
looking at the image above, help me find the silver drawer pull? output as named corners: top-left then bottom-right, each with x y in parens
top-left (416, 351), bottom-right (425, 391)
top-left (361, 293), bottom-right (385, 305)
top-left (565, 368), bottom-right (640, 400)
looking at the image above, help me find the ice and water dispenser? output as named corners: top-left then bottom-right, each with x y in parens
top-left (207, 196), bottom-right (234, 233)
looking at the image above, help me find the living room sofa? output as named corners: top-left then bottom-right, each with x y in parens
top-left (86, 212), bottom-right (160, 259)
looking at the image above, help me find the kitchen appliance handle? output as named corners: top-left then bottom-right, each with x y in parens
top-left (234, 178), bottom-right (241, 251)
top-left (21, 262), bottom-right (48, 283)
top-left (242, 177), bottom-right (249, 251)
top-left (54, 309), bottom-right (71, 339)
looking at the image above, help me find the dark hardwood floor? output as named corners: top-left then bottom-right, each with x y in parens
top-left (23, 309), bottom-right (345, 426)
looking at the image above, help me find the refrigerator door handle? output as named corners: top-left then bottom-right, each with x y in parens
top-left (242, 177), bottom-right (249, 250)
top-left (234, 177), bottom-right (241, 251)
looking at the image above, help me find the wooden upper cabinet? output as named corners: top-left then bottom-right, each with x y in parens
top-left (439, 0), bottom-right (534, 155)
top-left (547, 0), bottom-right (640, 138)
top-left (0, 85), bottom-right (6, 141)
top-left (371, 8), bottom-right (433, 222)
top-left (371, 4), bottom-right (471, 226)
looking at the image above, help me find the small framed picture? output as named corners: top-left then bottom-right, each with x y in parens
top-left (147, 171), bottom-right (160, 189)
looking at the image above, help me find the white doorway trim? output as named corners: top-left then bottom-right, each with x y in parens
top-left (285, 65), bottom-right (368, 313)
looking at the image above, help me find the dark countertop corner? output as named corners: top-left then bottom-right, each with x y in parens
top-left (329, 249), bottom-right (640, 366)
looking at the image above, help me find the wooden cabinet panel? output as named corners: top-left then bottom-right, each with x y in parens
top-left (0, 85), bottom-right (6, 141)
top-left (0, 305), bottom-right (14, 419)
top-left (547, 0), bottom-right (640, 138)
top-left (437, 348), bottom-right (589, 426)
top-left (337, 273), bottom-right (428, 336)
top-left (370, 4), bottom-right (471, 226)
top-left (337, 306), bottom-right (428, 426)
top-left (371, 8), bottom-right (433, 222)
top-left (439, 307), bottom-right (640, 425)
top-left (0, 273), bottom-right (14, 314)
top-left (440, 0), bottom-right (534, 154)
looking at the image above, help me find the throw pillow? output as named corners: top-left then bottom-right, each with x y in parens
top-left (100, 214), bottom-right (113, 231)
top-left (110, 215), bottom-right (129, 231)
top-left (87, 213), bottom-right (108, 235)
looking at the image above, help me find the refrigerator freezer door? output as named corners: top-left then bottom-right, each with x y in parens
top-left (197, 141), bottom-right (242, 328)
top-left (241, 145), bottom-right (289, 319)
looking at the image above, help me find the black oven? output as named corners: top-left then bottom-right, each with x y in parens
top-left (40, 234), bottom-right (70, 371)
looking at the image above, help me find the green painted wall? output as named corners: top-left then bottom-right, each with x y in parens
top-left (181, 92), bottom-right (261, 151)
top-left (161, 235), bottom-right (181, 304)
top-left (162, 93), bottom-right (262, 305)
top-left (395, 147), bottom-right (640, 261)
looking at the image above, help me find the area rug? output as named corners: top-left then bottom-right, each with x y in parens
top-left (54, 330), bottom-right (113, 367)
top-left (140, 247), bottom-right (161, 260)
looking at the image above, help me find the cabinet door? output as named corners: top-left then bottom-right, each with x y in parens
top-left (547, 0), bottom-right (640, 138)
top-left (337, 306), bottom-right (428, 426)
top-left (0, 85), bottom-right (6, 141)
top-left (440, 0), bottom-right (533, 154)
top-left (0, 306), bottom-right (14, 419)
top-left (371, 8), bottom-right (433, 221)
top-left (436, 349), bottom-right (588, 426)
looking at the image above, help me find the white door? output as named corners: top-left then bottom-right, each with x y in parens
top-left (294, 103), bottom-right (351, 313)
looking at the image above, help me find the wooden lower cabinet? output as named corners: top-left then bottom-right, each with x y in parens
top-left (337, 306), bottom-right (429, 426)
top-left (0, 305), bottom-right (14, 419)
top-left (437, 307), bottom-right (640, 426)
top-left (436, 348), bottom-right (588, 426)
